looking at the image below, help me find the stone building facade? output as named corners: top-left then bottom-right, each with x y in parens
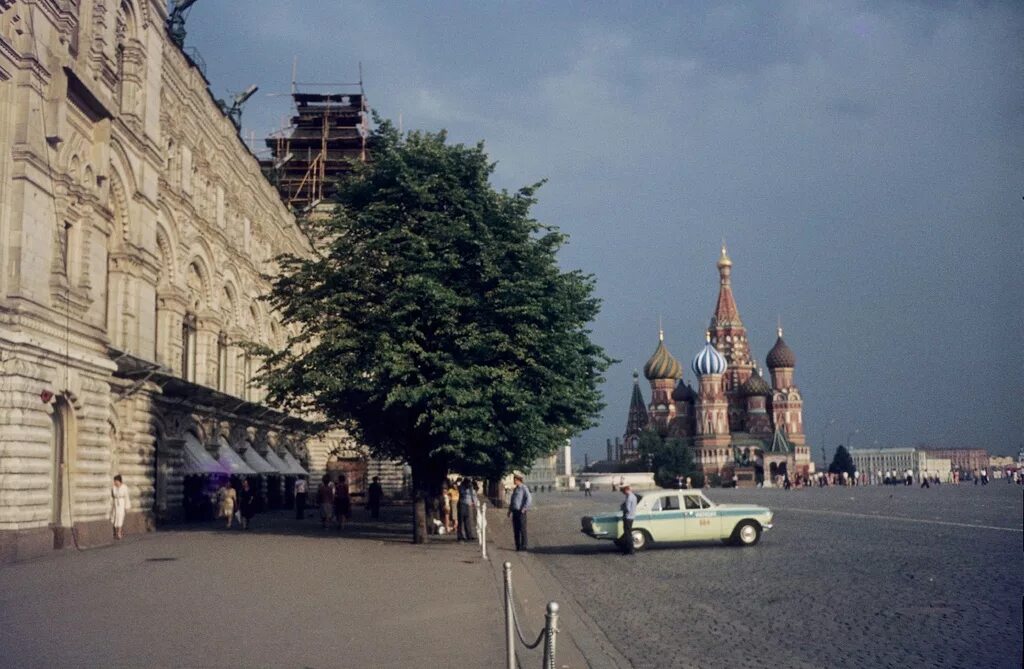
top-left (0, 0), bottom-right (359, 562)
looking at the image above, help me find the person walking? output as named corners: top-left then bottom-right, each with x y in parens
top-left (334, 475), bottom-right (351, 531)
top-left (583, 479), bottom-right (592, 497)
top-left (109, 474), bottom-right (131, 540)
top-left (507, 474), bottom-right (532, 552)
top-left (294, 476), bottom-right (308, 520)
top-left (447, 480), bottom-right (460, 534)
top-left (367, 476), bottom-right (383, 519)
top-left (620, 484), bottom-right (638, 555)
top-left (457, 478), bottom-right (478, 541)
top-left (238, 478), bottom-right (257, 530)
top-left (217, 479), bottom-right (237, 529)
top-left (318, 474), bottom-right (334, 529)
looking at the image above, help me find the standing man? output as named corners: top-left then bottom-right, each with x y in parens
top-left (508, 474), bottom-right (533, 552)
top-left (294, 475), bottom-right (308, 520)
top-left (583, 479), bottom-right (592, 497)
top-left (619, 484), bottom-right (637, 555)
top-left (366, 476), bottom-right (383, 519)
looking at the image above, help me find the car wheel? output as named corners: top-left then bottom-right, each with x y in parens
top-left (734, 521), bottom-right (761, 546)
top-left (631, 529), bottom-right (650, 551)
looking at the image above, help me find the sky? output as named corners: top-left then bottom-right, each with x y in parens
top-left (182, 1), bottom-right (1023, 463)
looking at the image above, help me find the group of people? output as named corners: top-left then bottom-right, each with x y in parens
top-left (215, 478), bottom-right (258, 530)
top-left (313, 474), bottom-right (383, 529)
top-left (440, 477), bottom-right (481, 541)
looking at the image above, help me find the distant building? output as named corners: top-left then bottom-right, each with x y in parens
top-left (917, 447), bottom-right (989, 473)
top-left (849, 448), bottom-right (952, 482)
top-left (619, 246), bottom-right (813, 484)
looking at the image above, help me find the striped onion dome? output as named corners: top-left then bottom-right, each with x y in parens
top-left (691, 333), bottom-right (728, 377)
top-left (766, 327), bottom-right (796, 369)
top-left (643, 331), bottom-right (683, 380)
top-left (740, 369), bottom-right (772, 397)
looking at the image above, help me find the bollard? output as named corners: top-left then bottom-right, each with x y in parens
top-left (503, 562), bottom-right (515, 669)
top-left (543, 601), bottom-right (559, 669)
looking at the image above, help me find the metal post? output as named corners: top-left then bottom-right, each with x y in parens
top-left (503, 562), bottom-right (515, 669)
top-left (542, 601), bottom-right (559, 669)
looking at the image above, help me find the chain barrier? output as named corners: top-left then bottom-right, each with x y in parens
top-left (503, 561), bottom-right (558, 669)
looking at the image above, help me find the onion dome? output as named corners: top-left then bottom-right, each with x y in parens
top-left (671, 379), bottom-right (696, 402)
top-left (766, 327), bottom-right (796, 369)
top-left (643, 329), bottom-right (683, 380)
top-left (717, 241), bottom-right (732, 269)
top-left (691, 332), bottom-right (728, 377)
top-left (740, 368), bottom-right (772, 397)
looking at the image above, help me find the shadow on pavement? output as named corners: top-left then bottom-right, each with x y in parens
top-left (155, 506), bottom-right (462, 545)
top-left (527, 540), bottom-right (737, 555)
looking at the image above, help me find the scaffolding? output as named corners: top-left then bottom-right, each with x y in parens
top-left (260, 79), bottom-right (368, 212)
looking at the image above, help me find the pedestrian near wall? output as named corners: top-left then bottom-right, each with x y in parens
top-left (507, 474), bottom-right (532, 552)
top-left (238, 478), bottom-right (257, 530)
top-left (318, 474), bottom-right (334, 529)
top-left (334, 475), bottom-right (351, 531)
top-left (583, 479), bottom-right (592, 496)
top-left (447, 481), bottom-right (460, 534)
top-left (109, 474), bottom-right (131, 540)
top-left (217, 479), bottom-right (237, 529)
top-left (367, 476), bottom-right (383, 519)
top-left (457, 478), bottom-right (478, 541)
top-left (294, 476), bottom-right (308, 520)
top-left (620, 484), bottom-right (638, 555)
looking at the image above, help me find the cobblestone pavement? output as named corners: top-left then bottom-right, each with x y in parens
top-left (522, 483), bottom-right (1023, 669)
top-left (0, 507), bottom-right (502, 668)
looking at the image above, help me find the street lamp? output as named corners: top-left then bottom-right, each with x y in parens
top-left (847, 428), bottom-right (861, 451)
top-left (821, 418), bottom-right (836, 469)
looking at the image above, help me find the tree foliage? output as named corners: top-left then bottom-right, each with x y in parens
top-left (259, 119), bottom-right (612, 506)
top-left (636, 429), bottom-right (697, 487)
top-left (828, 444), bottom-right (855, 476)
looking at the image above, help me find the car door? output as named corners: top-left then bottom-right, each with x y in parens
top-left (694, 493), bottom-right (722, 539)
top-left (645, 493), bottom-right (685, 541)
top-left (681, 494), bottom-right (704, 539)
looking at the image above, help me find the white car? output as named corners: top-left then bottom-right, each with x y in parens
top-left (581, 490), bottom-right (774, 550)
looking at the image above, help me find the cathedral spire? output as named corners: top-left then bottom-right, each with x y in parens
top-left (711, 243), bottom-right (741, 329)
top-left (625, 370), bottom-right (649, 436)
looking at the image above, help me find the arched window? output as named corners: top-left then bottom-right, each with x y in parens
top-left (181, 312), bottom-right (197, 381)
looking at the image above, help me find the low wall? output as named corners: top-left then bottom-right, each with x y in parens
top-left (577, 472), bottom-right (657, 491)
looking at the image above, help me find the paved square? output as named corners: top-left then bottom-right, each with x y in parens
top-left (520, 483), bottom-right (1023, 668)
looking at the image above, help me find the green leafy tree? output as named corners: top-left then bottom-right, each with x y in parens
top-left (259, 120), bottom-right (612, 541)
top-left (828, 444), bottom-right (856, 477)
top-left (636, 429), bottom-right (697, 487)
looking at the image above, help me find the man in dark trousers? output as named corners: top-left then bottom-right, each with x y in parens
top-left (620, 484), bottom-right (638, 555)
top-left (294, 476), bottom-right (308, 520)
top-left (507, 474), bottom-right (533, 551)
top-left (366, 476), bottom-right (384, 519)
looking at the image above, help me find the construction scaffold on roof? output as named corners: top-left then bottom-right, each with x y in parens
top-left (259, 78), bottom-right (368, 213)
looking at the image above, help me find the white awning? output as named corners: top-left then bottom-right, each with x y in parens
top-left (183, 433), bottom-right (228, 475)
top-left (241, 444), bottom-right (279, 474)
top-left (282, 451), bottom-right (309, 476)
top-left (263, 449), bottom-right (289, 474)
top-left (217, 437), bottom-right (258, 475)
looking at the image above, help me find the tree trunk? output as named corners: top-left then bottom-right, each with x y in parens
top-left (412, 489), bottom-right (428, 544)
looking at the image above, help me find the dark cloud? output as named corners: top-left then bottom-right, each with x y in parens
top-left (185, 1), bottom-right (1024, 461)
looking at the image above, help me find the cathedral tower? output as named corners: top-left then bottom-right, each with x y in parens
top-left (643, 329), bottom-right (682, 434)
top-left (766, 327), bottom-right (805, 446)
top-left (621, 371), bottom-right (649, 461)
top-left (691, 334), bottom-right (732, 474)
top-left (709, 244), bottom-right (756, 431)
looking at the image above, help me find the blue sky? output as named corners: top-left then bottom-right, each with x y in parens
top-left (183, 1), bottom-right (1023, 462)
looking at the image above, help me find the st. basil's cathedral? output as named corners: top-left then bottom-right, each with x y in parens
top-left (618, 245), bottom-right (813, 484)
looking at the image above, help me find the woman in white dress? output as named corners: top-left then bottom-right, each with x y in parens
top-left (109, 474), bottom-right (131, 540)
